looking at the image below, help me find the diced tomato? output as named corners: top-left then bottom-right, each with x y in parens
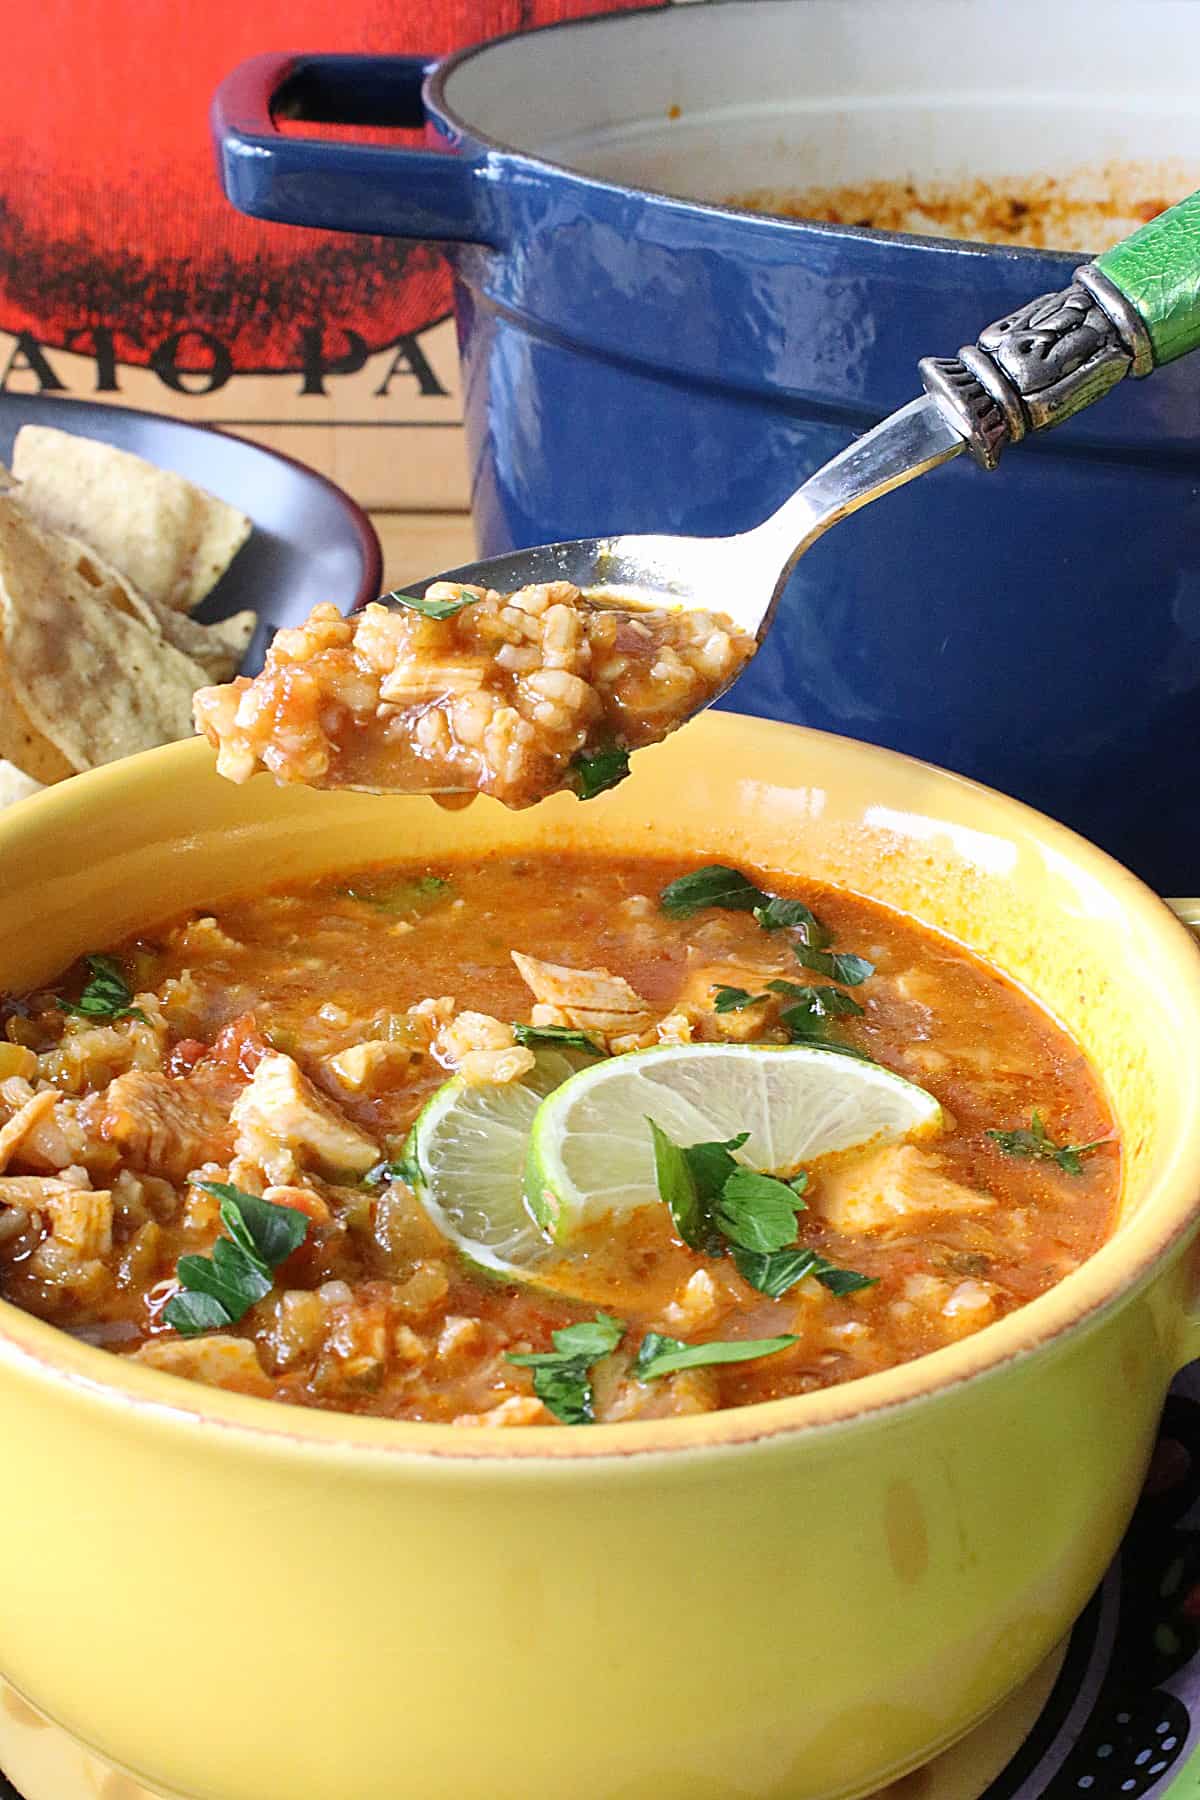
top-left (210, 1013), bottom-right (272, 1078)
top-left (165, 1038), bottom-right (207, 1077)
top-left (266, 1186), bottom-right (332, 1225)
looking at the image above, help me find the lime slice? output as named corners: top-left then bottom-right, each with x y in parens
top-left (404, 1047), bottom-right (586, 1280)
top-left (525, 1043), bottom-right (943, 1243)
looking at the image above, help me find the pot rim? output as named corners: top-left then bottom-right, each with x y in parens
top-left (426, 0), bottom-right (1090, 270)
top-left (1, 718), bottom-right (1198, 1466)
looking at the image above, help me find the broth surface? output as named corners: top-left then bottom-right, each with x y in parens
top-left (0, 854), bottom-right (1118, 1425)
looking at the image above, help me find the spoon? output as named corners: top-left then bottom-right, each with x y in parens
top-left (202, 191), bottom-right (1200, 806)
top-left (390, 190), bottom-right (1198, 697)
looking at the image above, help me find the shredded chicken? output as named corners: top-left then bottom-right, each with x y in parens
top-left (0, 1174), bottom-right (113, 1260)
top-left (434, 1010), bottom-right (535, 1086)
top-left (7, 1091), bottom-right (96, 1174)
top-left (943, 1278), bottom-right (997, 1322)
top-left (598, 1366), bottom-right (721, 1421)
top-left (133, 1334), bottom-right (272, 1393)
top-left (263, 1183), bottom-right (332, 1225)
top-left (655, 1012), bottom-right (695, 1047)
top-left (675, 961), bottom-right (785, 1043)
top-left (452, 1395), bottom-right (551, 1428)
top-left (656, 1268), bottom-right (728, 1335)
top-left (814, 1144), bottom-right (994, 1234)
top-left (42, 1185), bottom-right (113, 1259)
top-left (0, 1089), bottom-right (59, 1173)
top-left (326, 1039), bottom-right (421, 1094)
top-left (404, 997), bottom-right (455, 1046)
top-left (230, 1051), bottom-right (378, 1186)
top-left (86, 1068), bottom-right (238, 1183)
top-left (891, 968), bottom-right (942, 1010)
top-left (512, 952), bottom-right (655, 1050)
top-left (322, 1293), bottom-right (390, 1386)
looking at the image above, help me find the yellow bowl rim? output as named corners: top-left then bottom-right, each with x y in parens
top-left (2, 721), bottom-right (1199, 1466)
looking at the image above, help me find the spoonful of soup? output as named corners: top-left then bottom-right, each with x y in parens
top-left (194, 193), bottom-right (1200, 807)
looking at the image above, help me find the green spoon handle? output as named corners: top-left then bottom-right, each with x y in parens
top-left (1095, 190), bottom-right (1200, 367)
top-left (919, 188), bottom-right (1200, 469)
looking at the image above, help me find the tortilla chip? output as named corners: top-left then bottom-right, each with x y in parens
top-left (11, 425), bottom-right (251, 612)
top-left (0, 635), bottom-right (75, 783)
top-left (54, 532), bottom-right (159, 625)
top-left (31, 529), bottom-right (255, 682)
top-left (137, 596), bottom-right (257, 683)
top-left (0, 499), bottom-right (208, 772)
top-left (0, 758), bottom-right (43, 807)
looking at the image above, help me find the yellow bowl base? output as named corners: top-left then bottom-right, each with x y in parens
top-left (0, 1648), bottom-right (1065, 1800)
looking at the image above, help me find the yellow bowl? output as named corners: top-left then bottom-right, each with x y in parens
top-left (1, 712), bottom-right (1199, 1800)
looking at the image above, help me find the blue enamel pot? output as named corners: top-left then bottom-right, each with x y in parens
top-left (212, 0), bottom-right (1200, 889)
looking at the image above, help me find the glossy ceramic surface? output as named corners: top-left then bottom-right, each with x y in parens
top-left (1, 716), bottom-right (1200, 1800)
top-left (0, 393), bottom-right (381, 668)
top-left (15, 1366), bottom-right (1200, 1800)
top-left (0, 1646), bottom-right (1077, 1799)
top-left (212, 0), bottom-right (1200, 888)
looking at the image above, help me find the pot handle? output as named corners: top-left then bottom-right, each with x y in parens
top-left (211, 53), bottom-right (499, 245)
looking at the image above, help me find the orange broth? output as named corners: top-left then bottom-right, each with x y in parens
top-left (0, 853), bottom-right (1118, 1426)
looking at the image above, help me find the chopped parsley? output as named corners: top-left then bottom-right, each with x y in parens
top-left (345, 874), bottom-right (449, 914)
top-left (506, 1311), bottom-right (806, 1416)
top-left (570, 745), bottom-right (631, 800)
top-left (646, 1119), bottom-right (873, 1298)
top-left (767, 980), bottom-right (864, 1020)
top-left (811, 1264), bottom-right (879, 1297)
top-left (753, 895), bottom-right (830, 947)
top-left (711, 984), bottom-right (762, 1013)
top-left (363, 1156), bottom-right (420, 1188)
top-left (679, 1134), bottom-right (752, 1224)
top-left (765, 979), bottom-right (865, 1048)
top-left (731, 1246), bottom-right (877, 1299)
top-left (162, 1290), bottom-right (234, 1335)
top-left (634, 1331), bottom-right (798, 1381)
top-left (647, 1120), bottom-right (705, 1251)
top-left (647, 1120), bottom-right (746, 1255)
top-left (382, 586), bottom-right (479, 620)
top-left (715, 1166), bottom-right (807, 1254)
top-left (512, 1022), bottom-right (604, 1055)
top-left (163, 1182), bottom-right (309, 1337)
top-left (986, 1109), bottom-right (1111, 1176)
top-left (791, 944), bottom-right (874, 986)
top-left (56, 954), bottom-right (146, 1024)
top-left (790, 1038), bottom-right (877, 1063)
top-left (660, 870), bottom-right (874, 1055)
top-left (659, 865), bottom-right (768, 919)
top-left (713, 959), bottom-right (871, 1031)
top-left (507, 1313), bottom-right (625, 1424)
top-left (707, 979), bottom-right (876, 1060)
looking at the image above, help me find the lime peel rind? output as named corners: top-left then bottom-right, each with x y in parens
top-left (404, 1046), bottom-right (586, 1282)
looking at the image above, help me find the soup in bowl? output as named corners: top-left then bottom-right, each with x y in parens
top-left (0, 712), bottom-right (1197, 1800)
